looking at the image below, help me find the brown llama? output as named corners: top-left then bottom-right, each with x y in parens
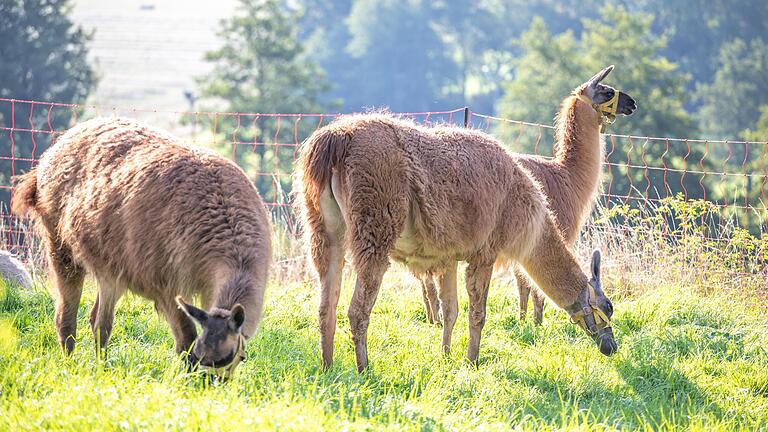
top-left (419, 66), bottom-right (636, 325)
top-left (298, 112), bottom-right (618, 372)
top-left (12, 117), bottom-right (271, 375)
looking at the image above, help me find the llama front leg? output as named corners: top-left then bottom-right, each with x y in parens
top-left (437, 261), bottom-right (458, 354)
top-left (47, 241), bottom-right (85, 355)
top-left (514, 266), bottom-right (531, 322)
top-left (465, 261), bottom-right (493, 365)
top-left (161, 302), bottom-right (198, 355)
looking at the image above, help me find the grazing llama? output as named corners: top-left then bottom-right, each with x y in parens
top-left (12, 117), bottom-right (271, 375)
top-left (419, 66), bottom-right (636, 325)
top-left (298, 111), bottom-right (618, 372)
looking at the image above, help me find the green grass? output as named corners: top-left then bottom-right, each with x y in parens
top-left (1, 271), bottom-right (767, 431)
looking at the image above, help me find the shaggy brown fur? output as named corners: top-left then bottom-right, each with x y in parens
top-left (420, 67), bottom-right (636, 325)
top-left (298, 113), bottom-right (617, 372)
top-left (12, 117), bottom-right (271, 367)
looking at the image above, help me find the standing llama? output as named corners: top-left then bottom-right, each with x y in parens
top-left (298, 112), bottom-right (618, 372)
top-left (419, 66), bottom-right (636, 325)
top-left (12, 117), bottom-right (271, 375)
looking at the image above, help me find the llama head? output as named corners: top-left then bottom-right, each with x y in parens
top-left (176, 296), bottom-right (246, 378)
top-left (566, 250), bottom-right (617, 356)
top-left (580, 65), bottom-right (637, 119)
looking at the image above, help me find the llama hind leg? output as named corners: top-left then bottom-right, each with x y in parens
top-left (437, 261), bottom-right (458, 354)
top-left (348, 256), bottom-right (388, 372)
top-left (90, 276), bottom-right (124, 353)
top-left (532, 288), bottom-right (546, 325)
top-left (515, 266), bottom-right (532, 321)
top-left (311, 183), bottom-right (347, 370)
top-left (420, 272), bottom-right (440, 324)
top-left (466, 260), bottom-right (494, 365)
top-left (47, 241), bottom-right (85, 355)
top-left (317, 239), bottom-right (345, 370)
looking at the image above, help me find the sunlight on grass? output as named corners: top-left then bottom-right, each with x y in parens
top-left (0, 274), bottom-right (766, 431)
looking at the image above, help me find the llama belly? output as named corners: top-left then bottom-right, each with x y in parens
top-left (391, 215), bottom-right (460, 273)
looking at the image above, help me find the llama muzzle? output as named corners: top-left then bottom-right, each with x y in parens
top-left (568, 284), bottom-right (617, 356)
top-left (199, 333), bottom-right (246, 379)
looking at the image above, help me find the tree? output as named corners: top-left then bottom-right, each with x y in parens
top-left (497, 7), bottom-right (701, 208)
top-left (0, 0), bottom-right (96, 204)
top-left (696, 38), bottom-right (768, 140)
top-left (197, 0), bottom-right (334, 202)
top-left (342, 0), bottom-right (458, 112)
top-left (631, 0), bottom-right (768, 86)
top-left (499, 7), bottom-right (693, 139)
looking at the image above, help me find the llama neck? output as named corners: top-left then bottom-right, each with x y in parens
top-left (552, 95), bottom-right (604, 203)
top-left (214, 269), bottom-right (255, 310)
top-left (520, 217), bottom-right (588, 308)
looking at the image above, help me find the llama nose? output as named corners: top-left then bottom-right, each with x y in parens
top-left (596, 328), bottom-right (617, 356)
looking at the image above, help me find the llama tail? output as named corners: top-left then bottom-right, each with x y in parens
top-left (297, 122), bottom-right (350, 214)
top-left (11, 169), bottom-right (38, 216)
top-left (295, 126), bottom-right (351, 277)
top-left (298, 126), bottom-right (350, 202)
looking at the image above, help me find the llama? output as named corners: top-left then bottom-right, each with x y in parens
top-left (12, 117), bottom-right (271, 375)
top-left (420, 66), bottom-right (636, 325)
top-left (298, 113), bottom-right (617, 372)
top-left (0, 250), bottom-right (33, 290)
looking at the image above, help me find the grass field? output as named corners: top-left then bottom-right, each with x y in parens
top-left (1, 265), bottom-right (767, 431)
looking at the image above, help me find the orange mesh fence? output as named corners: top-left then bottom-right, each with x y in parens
top-left (2, 98), bottom-right (767, 261)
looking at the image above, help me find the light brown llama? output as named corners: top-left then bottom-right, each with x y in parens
top-left (298, 113), bottom-right (617, 372)
top-left (420, 66), bottom-right (636, 325)
top-left (12, 117), bottom-right (271, 374)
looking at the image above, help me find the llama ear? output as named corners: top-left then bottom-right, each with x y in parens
top-left (176, 296), bottom-right (208, 324)
top-left (229, 304), bottom-right (245, 332)
top-left (587, 65), bottom-right (614, 88)
top-left (590, 249), bottom-right (602, 282)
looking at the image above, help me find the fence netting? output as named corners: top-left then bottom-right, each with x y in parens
top-left (2, 98), bottom-right (767, 285)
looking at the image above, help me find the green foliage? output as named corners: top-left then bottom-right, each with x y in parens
top-left (595, 195), bottom-right (768, 271)
top-left (0, 0), bottom-right (95, 106)
top-left (343, 0), bottom-right (458, 112)
top-left (696, 38), bottom-right (768, 139)
top-left (199, 0), bottom-right (330, 115)
top-left (743, 106), bottom-right (768, 143)
top-left (498, 6), bottom-right (694, 139)
top-left (0, 0), bottom-right (96, 201)
top-left (632, 0), bottom-right (768, 85)
top-left (196, 0), bottom-right (334, 201)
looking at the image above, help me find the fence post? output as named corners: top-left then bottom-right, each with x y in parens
top-left (463, 106), bottom-right (470, 128)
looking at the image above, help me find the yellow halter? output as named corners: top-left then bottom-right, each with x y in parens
top-left (576, 92), bottom-right (619, 132)
top-left (569, 284), bottom-right (612, 335)
top-left (201, 333), bottom-right (247, 379)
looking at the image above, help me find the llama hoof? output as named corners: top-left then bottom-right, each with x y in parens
top-left (465, 355), bottom-right (480, 368)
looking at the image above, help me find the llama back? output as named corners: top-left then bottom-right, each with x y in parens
top-left (299, 113), bottom-right (549, 261)
top-left (383, 116), bottom-right (550, 257)
top-left (28, 117), bottom-right (271, 302)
